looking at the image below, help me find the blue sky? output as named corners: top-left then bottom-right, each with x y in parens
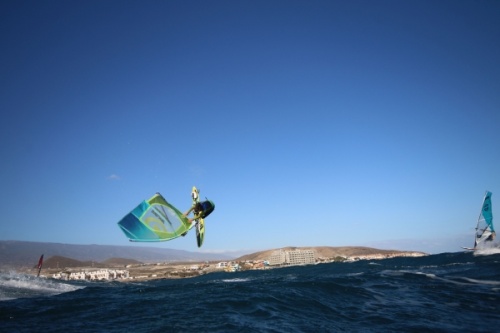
top-left (1, 1), bottom-right (499, 255)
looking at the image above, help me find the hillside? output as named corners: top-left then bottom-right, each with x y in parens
top-left (102, 258), bottom-right (143, 266)
top-left (42, 256), bottom-right (141, 269)
top-left (0, 241), bottom-right (235, 268)
top-left (237, 246), bottom-right (427, 261)
top-left (43, 256), bottom-right (100, 269)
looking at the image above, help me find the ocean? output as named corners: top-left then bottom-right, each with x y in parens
top-left (1, 252), bottom-right (499, 333)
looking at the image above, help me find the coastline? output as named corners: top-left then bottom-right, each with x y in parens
top-left (21, 248), bottom-right (427, 282)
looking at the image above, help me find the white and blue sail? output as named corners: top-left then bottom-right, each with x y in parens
top-left (473, 191), bottom-right (495, 249)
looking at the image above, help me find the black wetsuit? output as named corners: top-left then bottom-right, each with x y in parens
top-left (195, 200), bottom-right (215, 218)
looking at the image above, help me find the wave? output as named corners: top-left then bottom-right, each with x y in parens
top-left (455, 276), bottom-right (500, 286)
top-left (474, 247), bottom-right (500, 256)
top-left (220, 278), bottom-right (251, 283)
top-left (0, 271), bottom-right (83, 301)
top-left (1, 252), bottom-right (499, 332)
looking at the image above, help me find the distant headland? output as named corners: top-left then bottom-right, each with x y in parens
top-left (237, 246), bottom-right (426, 262)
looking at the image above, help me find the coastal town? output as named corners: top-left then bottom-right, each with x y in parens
top-left (45, 248), bottom-right (426, 282)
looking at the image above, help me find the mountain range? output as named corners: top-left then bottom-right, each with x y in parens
top-left (0, 240), bottom-right (236, 268)
top-left (0, 241), bottom-right (428, 271)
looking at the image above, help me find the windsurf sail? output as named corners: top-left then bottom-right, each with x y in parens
top-left (117, 193), bottom-right (193, 242)
top-left (35, 254), bottom-right (44, 277)
top-left (473, 191), bottom-right (495, 249)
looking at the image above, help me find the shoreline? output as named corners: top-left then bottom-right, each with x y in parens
top-left (20, 250), bottom-right (427, 282)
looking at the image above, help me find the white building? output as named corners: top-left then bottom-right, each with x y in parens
top-left (216, 262), bottom-right (229, 268)
top-left (269, 249), bottom-right (316, 266)
top-left (225, 263), bottom-right (240, 272)
top-left (52, 269), bottom-right (129, 281)
top-left (269, 250), bottom-right (287, 266)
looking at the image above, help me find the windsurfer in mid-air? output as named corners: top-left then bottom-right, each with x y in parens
top-left (183, 187), bottom-right (215, 224)
top-left (184, 200), bottom-right (215, 224)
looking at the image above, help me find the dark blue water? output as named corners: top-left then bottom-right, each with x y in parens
top-left (1, 252), bottom-right (499, 332)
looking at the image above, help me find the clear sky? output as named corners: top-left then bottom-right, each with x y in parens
top-left (1, 1), bottom-right (499, 255)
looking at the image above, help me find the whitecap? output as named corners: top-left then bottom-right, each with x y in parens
top-left (0, 271), bottom-right (83, 301)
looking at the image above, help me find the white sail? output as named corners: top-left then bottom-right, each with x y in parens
top-left (464, 191), bottom-right (496, 251)
top-left (474, 191), bottom-right (495, 248)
